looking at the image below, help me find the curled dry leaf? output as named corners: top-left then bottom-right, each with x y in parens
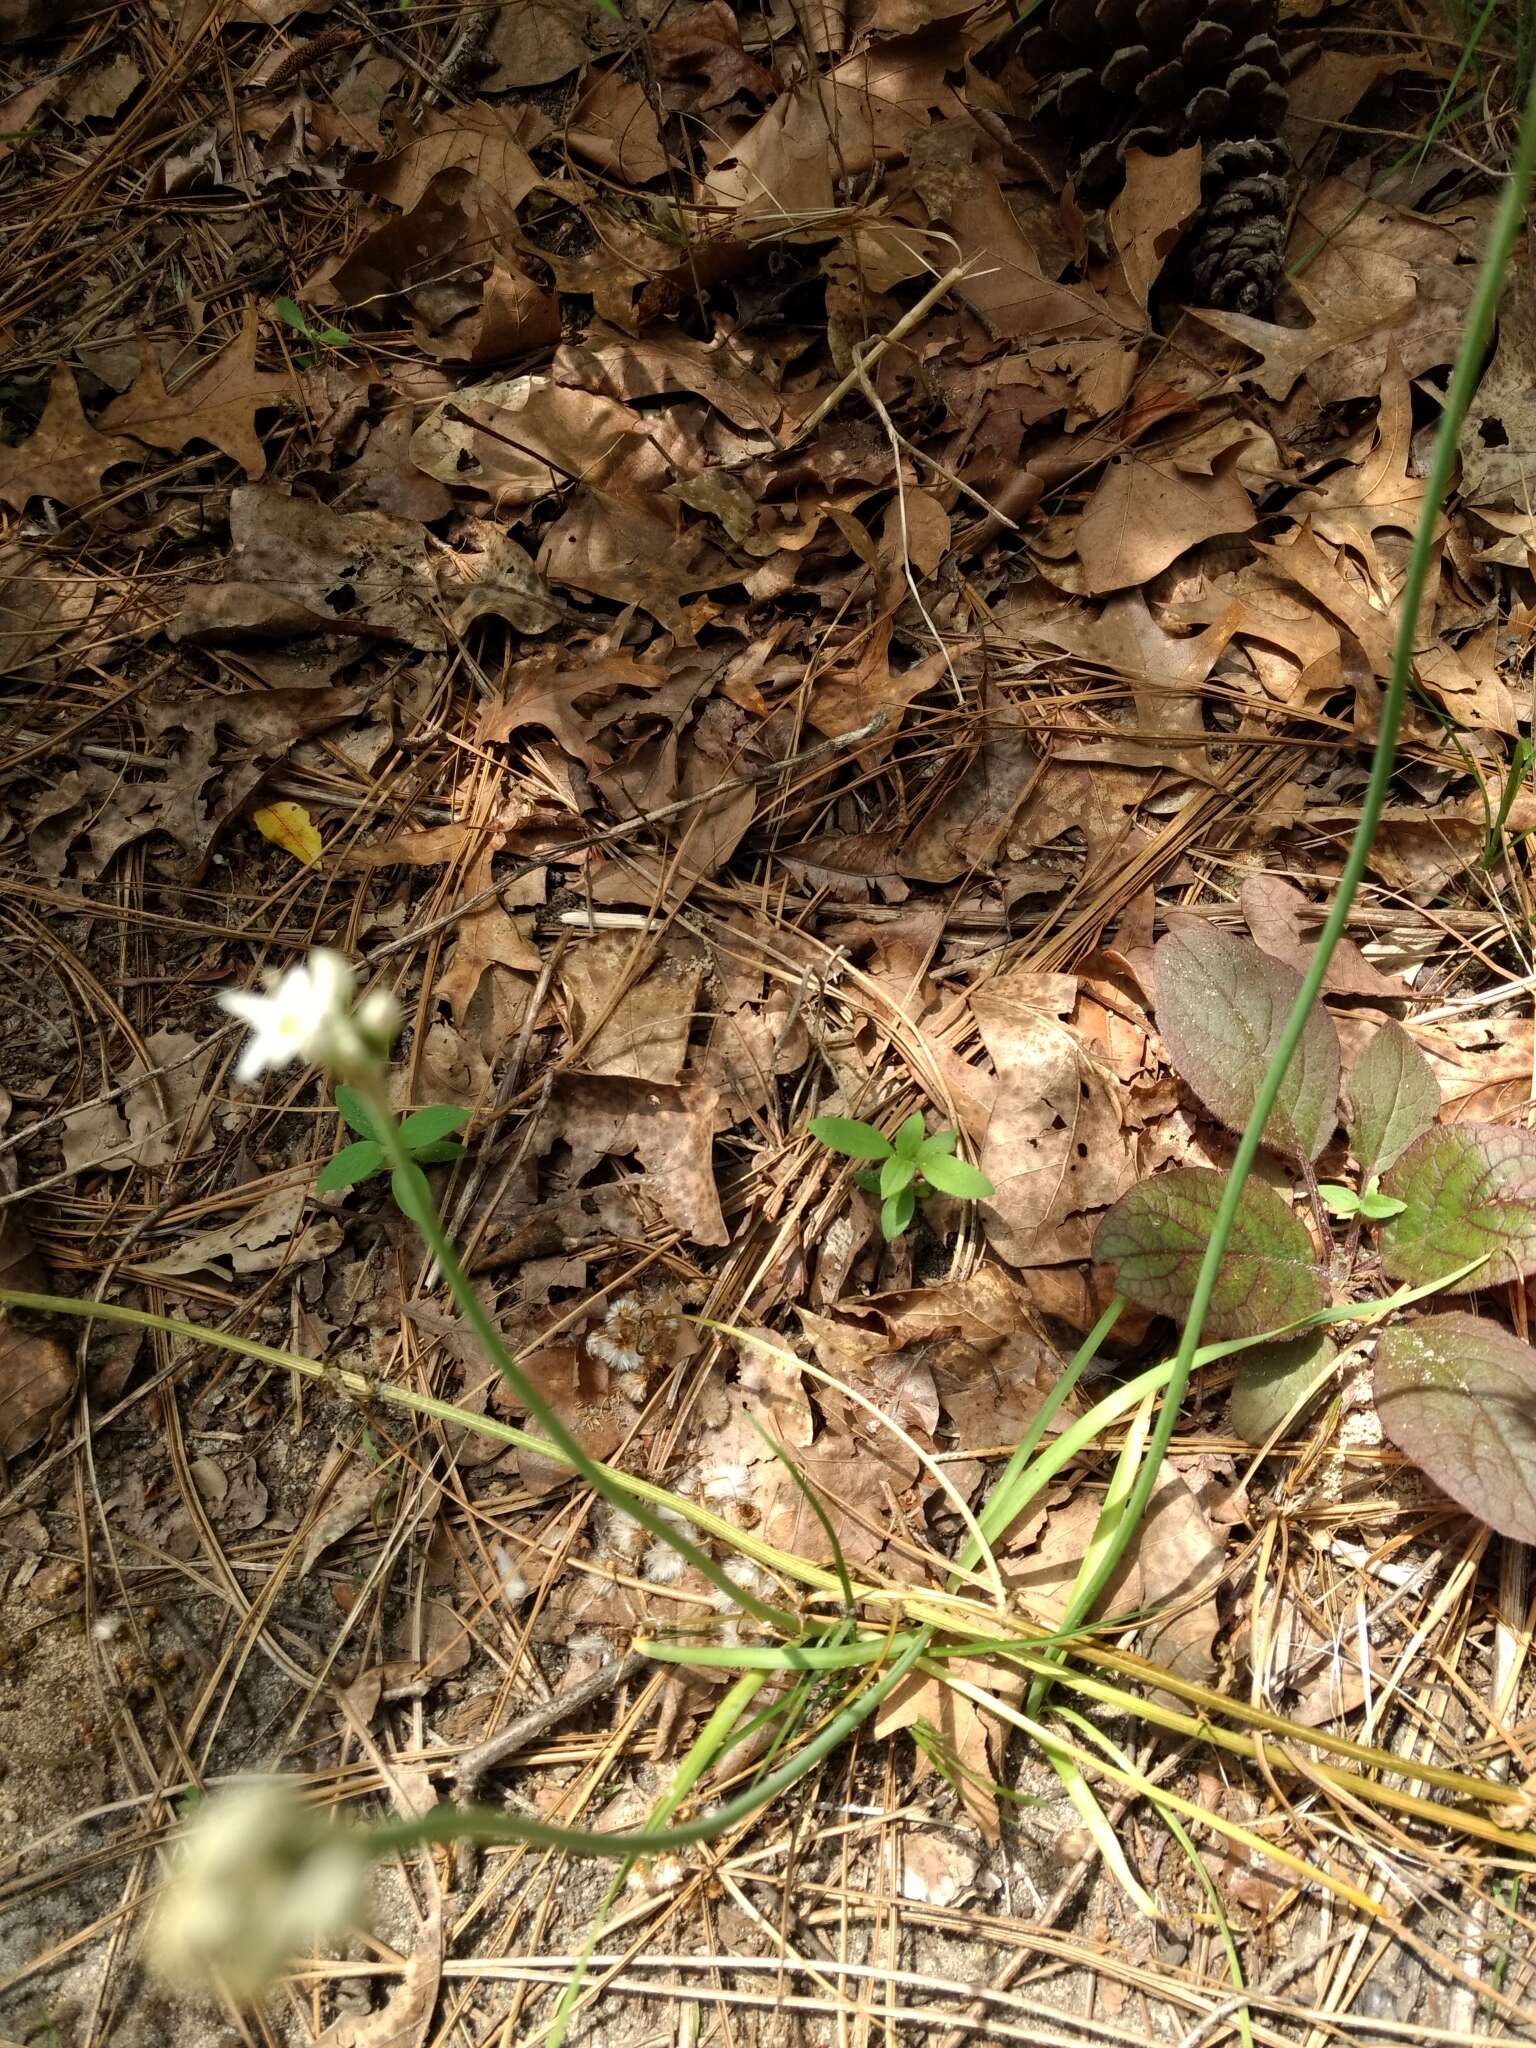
top-left (299, 1458), bottom-right (396, 1577)
top-left (141, 1183), bottom-right (342, 1279)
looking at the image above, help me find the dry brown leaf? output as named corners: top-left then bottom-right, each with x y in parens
top-left (1009, 1459), bottom-right (1220, 1691)
top-left (67, 1029), bottom-right (219, 1174)
top-left (649, 3), bottom-right (777, 108)
top-left (27, 682), bottom-right (363, 878)
top-left (1256, 525), bottom-right (1397, 679)
top-left (98, 306), bottom-right (291, 479)
top-left (352, 101), bottom-right (548, 219)
top-left (1031, 590), bottom-right (1220, 781)
top-left (0, 543), bottom-right (94, 676)
top-left (441, 521), bottom-right (563, 636)
top-left (497, 1344), bottom-right (641, 1494)
top-left (898, 686), bottom-right (1034, 881)
top-left (1289, 355), bottom-right (1437, 583)
top-left (411, 374), bottom-right (672, 512)
top-left (1193, 273), bottom-right (1413, 403)
top-left (190, 1452), bottom-right (269, 1532)
top-left (61, 52), bottom-right (141, 122)
top-left (481, 0), bottom-right (599, 87)
top-left (807, 625), bottom-right (949, 744)
top-left (554, 326), bottom-right (781, 437)
top-left (1069, 445), bottom-right (1255, 594)
top-left (973, 974), bottom-right (1138, 1268)
top-left (316, 1840), bottom-right (442, 2045)
top-left (1239, 876), bottom-right (1408, 1000)
top-left (299, 1459), bottom-right (395, 1576)
top-left (873, 1660), bottom-right (1020, 1842)
top-left (433, 838), bottom-right (541, 1039)
top-left (0, 365), bottom-right (136, 511)
top-left (539, 1075), bottom-right (728, 1245)
top-left (1108, 145), bottom-right (1202, 311)
top-left (1281, 51), bottom-right (1392, 170)
top-left (1291, 179), bottom-right (1480, 402)
top-left (142, 1183), bottom-right (341, 1279)
top-left (561, 934), bottom-right (703, 1084)
top-left (1460, 267), bottom-right (1536, 509)
top-left (420, 258), bottom-right (562, 364)
top-left (175, 487), bottom-right (442, 646)
top-left (0, 1196), bottom-right (73, 1460)
top-left (921, 148), bottom-right (1117, 344)
top-left (340, 407), bottom-right (455, 522)
top-left (567, 70), bottom-right (668, 183)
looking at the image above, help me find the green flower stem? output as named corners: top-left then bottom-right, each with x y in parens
top-left (354, 1073), bottom-right (799, 1636)
top-left (365, 1627), bottom-right (930, 1860)
top-left (550, 1671), bottom-right (769, 2047)
top-left (1055, 76), bottom-right (1536, 1668)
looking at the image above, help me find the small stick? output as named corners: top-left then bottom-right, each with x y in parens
top-left (452, 1649), bottom-right (648, 1802)
top-left (794, 261), bottom-right (980, 442)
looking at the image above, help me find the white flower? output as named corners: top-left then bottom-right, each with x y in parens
top-left (148, 1779), bottom-right (368, 1999)
top-left (219, 949), bottom-right (399, 1082)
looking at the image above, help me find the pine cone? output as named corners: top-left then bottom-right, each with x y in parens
top-left (1022, 0), bottom-right (1290, 311)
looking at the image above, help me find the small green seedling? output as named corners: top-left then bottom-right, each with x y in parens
top-left (1318, 1178), bottom-right (1406, 1223)
top-left (809, 1112), bottom-right (994, 1240)
top-left (273, 295), bottom-right (352, 351)
top-left (316, 1085), bottom-right (467, 1194)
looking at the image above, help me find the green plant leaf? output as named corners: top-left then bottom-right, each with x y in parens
top-left (273, 295), bottom-right (350, 347)
top-left (881, 1186), bottom-right (915, 1240)
top-left (1345, 1020), bottom-right (1440, 1178)
top-left (1094, 1166), bottom-right (1325, 1339)
top-left (1228, 1332), bottom-right (1336, 1445)
top-left (809, 1116), bottom-right (892, 1161)
top-left (1318, 1183), bottom-right (1362, 1219)
top-left (1357, 1188), bottom-right (1406, 1221)
top-left (334, 1084), bottom-right (378, 1140)
top-left (399, 1103), bottom-right (469, 1148)
top-left (918, 1152), bottom-right (994, 1201)
top-left (894, 1112), bottom-right (927, 1160)
top-left (409, 1139), bottom-right (467, 1166)
top-left (880, 1154), bottom-right (916, 1199)
top-left (1153, 923), bottom-right (1341, 1163)
top-left (854, 1170), bottom-right (883, 1194)
top-left (1380, 1124), bottom-right (1536, 1290)
top-left (315, 1139), bottom-right (385, 1192)
top-left (1375, 1313), bottom-right (1536, 1544)
top-left (916, 1129), bottom-right (957, 1162)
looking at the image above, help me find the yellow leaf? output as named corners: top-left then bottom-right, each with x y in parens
top-left (253, 801), bottom-right (322, 867)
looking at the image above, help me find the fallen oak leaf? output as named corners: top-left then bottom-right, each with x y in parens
top-left (97, 305), bottom-right (292, 480)
top-left (1067, 443), bottom-right (1256, 595)
top-left (0, 365), bottom-right (137, 511)
top-left (1191, 273), bottom-right (1414, 402)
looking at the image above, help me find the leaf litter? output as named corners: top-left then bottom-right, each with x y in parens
top-left (1, 0), bottom-right (1535, 2039)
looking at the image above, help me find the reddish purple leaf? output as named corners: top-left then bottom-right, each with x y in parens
top-left (1380, 1125), bottom-right (1536, 1291)
top-left (1375, 1313), bottom-right (1536, 1544)
top-left (1094, 1166), bottom-right (1325, 1339)
top-left (1153, 923), bottom-right (1340, 1163)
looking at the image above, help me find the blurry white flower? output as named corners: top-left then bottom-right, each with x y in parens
top-left (219, 949), bottom-right (399, 1082)
top-left (148, 1779), bottom-right (368, 1999)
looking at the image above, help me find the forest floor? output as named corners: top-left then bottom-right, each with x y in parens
top-left (1, 0), bottom-right (1535, 2043)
